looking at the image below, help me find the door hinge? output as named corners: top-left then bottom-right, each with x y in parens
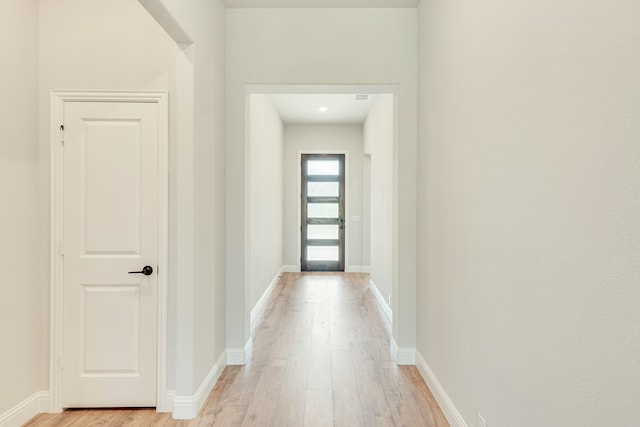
top-left (59, 124), bottom-right (64, 144)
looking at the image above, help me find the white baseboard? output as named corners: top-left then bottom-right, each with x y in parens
top-left (251, 266), bottom-right (284, 325)
top-left (172, 351), bottom-right (227, 420)
top-left (0, 391), bottom-right (50, 427)
top-left (227, 337), bottom-right (253, 365)
top-left (281, 265), bottom-right (300, 273)
top-left (369, 279), bottom-right (392, 324)
top-left (361, 265), bottom-right (371, 273)
top-left (390, 337), bottom-right (416, 365)
top-left (415, 351), bottom-right (468, 427)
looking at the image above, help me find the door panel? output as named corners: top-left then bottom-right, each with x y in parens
top-left (307, 246), bottom-right (340, 261)
top-left (81, 285), bottom-right (141, 374)
top-left (307, 182), bottom-right (339, 197)
top-left (83, 121), bottom-right (141, 256)
top-left (307, 224), bottom-right (339, 240)
top-left (62, 101), bottom-right (158, 407)
top-left (307, 203), bottom-right (339, 218)
top-left (301, 154), bottom-right (345, 271)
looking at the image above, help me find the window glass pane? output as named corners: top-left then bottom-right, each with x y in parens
top-left (307, 182), bottom-right (339, 197)
top-left (307, 160), bottom-right (339, 176)
top-left (307, 225), bottom-right (339, 240)
top-left (307, 203), bottom-right (339, 218)
top-left (307, 246), bottom-right (339, 261)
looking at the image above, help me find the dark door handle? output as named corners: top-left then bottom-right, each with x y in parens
top-left (128, 266), bottom-right (153, 276)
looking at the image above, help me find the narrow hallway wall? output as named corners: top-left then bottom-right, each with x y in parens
top-left (364, 95), bottom-right (394, 311)
top-left (249, 95), bottom-right (284, 309)
top-left (139, 0), bottom-right (228, 404)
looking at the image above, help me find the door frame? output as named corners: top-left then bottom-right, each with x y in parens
top-left (297, 150), bottom-right (349, 272)
top-left (49, 91), bottom-right (170, 412)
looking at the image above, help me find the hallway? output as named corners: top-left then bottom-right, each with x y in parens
top-left (26, 273), bottom-right (448, 426)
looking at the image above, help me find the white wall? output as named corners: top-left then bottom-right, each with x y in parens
top-left (283, 124), bottom-right (364, 271)
top-left (0, 0), bottom-right (46, 415)
top-left (181, 0), bottom-right (227, 399)
top-left (139, 0), bottom-right (228, 400)
top-left (250, 95), bottom-right (284, 307)
top-left (364, 95), bottom-right (393, 305)
top-left (417, 1), bottom-right (640, 426)
top-left (226, 8), bottom-right (417, 351)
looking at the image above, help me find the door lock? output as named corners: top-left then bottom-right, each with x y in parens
top-left (128, 266), bottom-right (153, 276)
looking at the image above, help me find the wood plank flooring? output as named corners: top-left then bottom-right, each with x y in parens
top-left (25, 272), bottom-right (449, 427)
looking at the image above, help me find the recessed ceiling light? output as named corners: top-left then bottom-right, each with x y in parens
top-left (318, 106), bottom-right (328, 113)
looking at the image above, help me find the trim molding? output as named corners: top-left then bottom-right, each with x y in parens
top-left (415, 351), bottom-right (468, 427)
top-left (281, 265), bottom-right (300, 273)
top-left (250, 267), bottom-right (284, 325)
top-left (346, 265), bottom-right (368, 273)
top-left (0, 391), bottom-right (50, 427)
top-left (369, 279), bottom-right (392, 324)
top-left (390, 337), bottom-right (416, 365)
top-left (227, 337), bottom-right (253, 365)
top-left (172, 351), bottom-right (227, 420)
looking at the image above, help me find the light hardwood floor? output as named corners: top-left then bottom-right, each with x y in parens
top-left (26, 272), bottom-right (449, 427)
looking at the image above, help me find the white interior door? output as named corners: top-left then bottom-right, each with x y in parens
top-left (62, 101), bottom-right (159, 407)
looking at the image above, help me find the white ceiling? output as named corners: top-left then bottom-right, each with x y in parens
top-left (224, 0), bottom-right (418, 8)
top-left (268, 94), bottom-right (376, 124)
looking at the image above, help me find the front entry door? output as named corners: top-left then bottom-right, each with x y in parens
top-left (62, 101), bottom-right (159, 407)
top-left (301, 154), bottom-right (345, 271)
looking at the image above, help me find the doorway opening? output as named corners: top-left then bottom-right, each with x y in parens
top-left (241, 84), bottom-right (397, 363)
